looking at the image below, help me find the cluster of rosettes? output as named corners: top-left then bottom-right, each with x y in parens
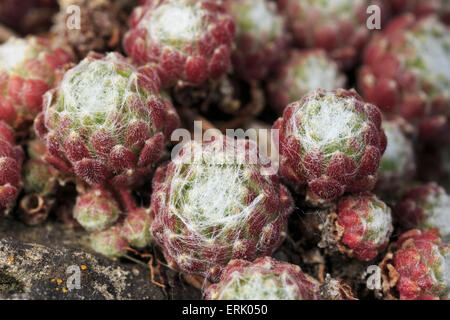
top-left (123, 0), bottom-right (235, 87)
top-left (73, 186), bottom-right (154, 257)
top-left (0, 36), bottom-right (73, 131)
top-left (274, 89), bottom-right (387, 205)
top-left (359, 15), bottom-right (450, 140)
top-left (386, 229), bottom-right (449, 299)
top-left (90, 206), bottom-right (154, 258)
top-left (376, 117), bottom-right (416, 194)
top-left (150, 136), bottom-right (293, 281)
top-left (395, 183), bottom-right (450, 240)
top-left (224, 0), bottom-right (288, 80)
top-left (268, 50), bottom-right (346, 114)
top-left (278, 0), bottom-right (371, 69)
top-left (388, 0), bottom-right (450, 24)
top-left (0, 121), bottom-right (24, 215)
top-left (204, 257), bottom-right (321, 300)
top-left (34, 52), bottom-right (179, 187)
top-left (321, 193), bottom-right (393, 261)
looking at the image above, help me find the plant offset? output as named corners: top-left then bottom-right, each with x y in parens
top-left (0, 0), bottom-right (448, 301)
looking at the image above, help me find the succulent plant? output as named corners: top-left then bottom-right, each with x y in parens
top-left (205, 256), bottom-right (355, 300)
top-left (274, 88), bottom-right (387, 205)
top-left (123, 0), bottom-right (235, 87)
top-left (204, 256), bottom-right (321, 300)
top-left (381, 229), bottom-right (449, 299)
top-left (395, 183), bottom-right (450, 240)
top-left (0, 121), bottom-right (24, 216)
top-left (320, 193), bottom-right (394, 261)
top-left (0, 36), bottom-right (73, 132)
top-left (34, 52), bottom-right (179, 187)
top-left (90, 225), bottom-right (129, 258)
top-left (73, 187), bottom-right (121, 232)
top-left (150, 136), bottom-right (293, 281)
top-left (358, 15), bottom-right (450, 141)
top-left (376, 117), bottom-right (416, 195)
top-left (278, 0), bottom-right (372, 69)
top-left (224, 0), bottom-right (288, 80)
top-left (121, 207), bottom-right (154, 249)
top-left (22, 139), bottom-right (61, 197)
top-left (19, 139), bottom-right (64, 226)
top-left (268, 49), bottom-right (347, 114)
top-left (388, 0), bottom-right (450, 24)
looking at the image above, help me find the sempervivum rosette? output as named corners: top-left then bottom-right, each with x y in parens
top-left (34, 52), bottom-right (180, 187)
top-left (123, 0), bottom-right (235, 87)
top-left (278, 0), bottom-right (372, 69)
top-left (0, 121), bottom-right (24, 216)
top-left (376, 117), bottom-right (416, 195)
top-left (150, 136), bottom-right (293, 281)
top-left (0, 36), bottom-right (73, 131)
top-left (204, 257), bottom-right (355, 300)
top-left (381, 229), bottom-right (449, 299)
top-left (395, 183), bottom-right (450, 240)
top-left (358, 15), bottom-right (450, 141)
top-left (224, 0), bottom-right (288, 80)
top-left (320, 193), bottom-right (394, 261)
top-left (90, 225), bottom-right (129, 258)
top-left (73, 187), bottom-right (121, 232)
top-left (204, 257), bottom-right (321, 300)
top-left (274, 89), bottom-right (387, 206)
top-left (268, 49), bottom-right (346, 114)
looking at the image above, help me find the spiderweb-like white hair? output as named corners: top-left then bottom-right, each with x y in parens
top-left (285, 90), bottom-right (369, 176)
top-left (45, 52), bottom-right (154, 155)
top-left (152, 137), bottom-right (290, 278)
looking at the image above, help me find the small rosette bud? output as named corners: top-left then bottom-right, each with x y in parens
top-left (73, 187), bottom-right (121, 232)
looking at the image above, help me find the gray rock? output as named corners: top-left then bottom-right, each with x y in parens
top-left (0, 217), bottom-right (167, 300)
top-left (0, 237), bottom-right (166, 300)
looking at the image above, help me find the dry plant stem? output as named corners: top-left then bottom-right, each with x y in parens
top-left (123, 248), bottom-right (165, 289)
top-left (141, 253), bottom-right (166, 289)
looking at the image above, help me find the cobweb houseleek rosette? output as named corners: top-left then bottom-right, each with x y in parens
top-left (224, 0), bottom-right (288, 80)
top-left (358, 15), bottom-right (450, 141)
top-left (150, 136), bottom-right (293, 281)
top-left (274, 88), bottom-right (386, 206)
top-left (0, 36), bottom-right (73, 132)
top-left (34, 52), bottom-right (180, 187)
top-left (123, 0), bottom-right (235, 87)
